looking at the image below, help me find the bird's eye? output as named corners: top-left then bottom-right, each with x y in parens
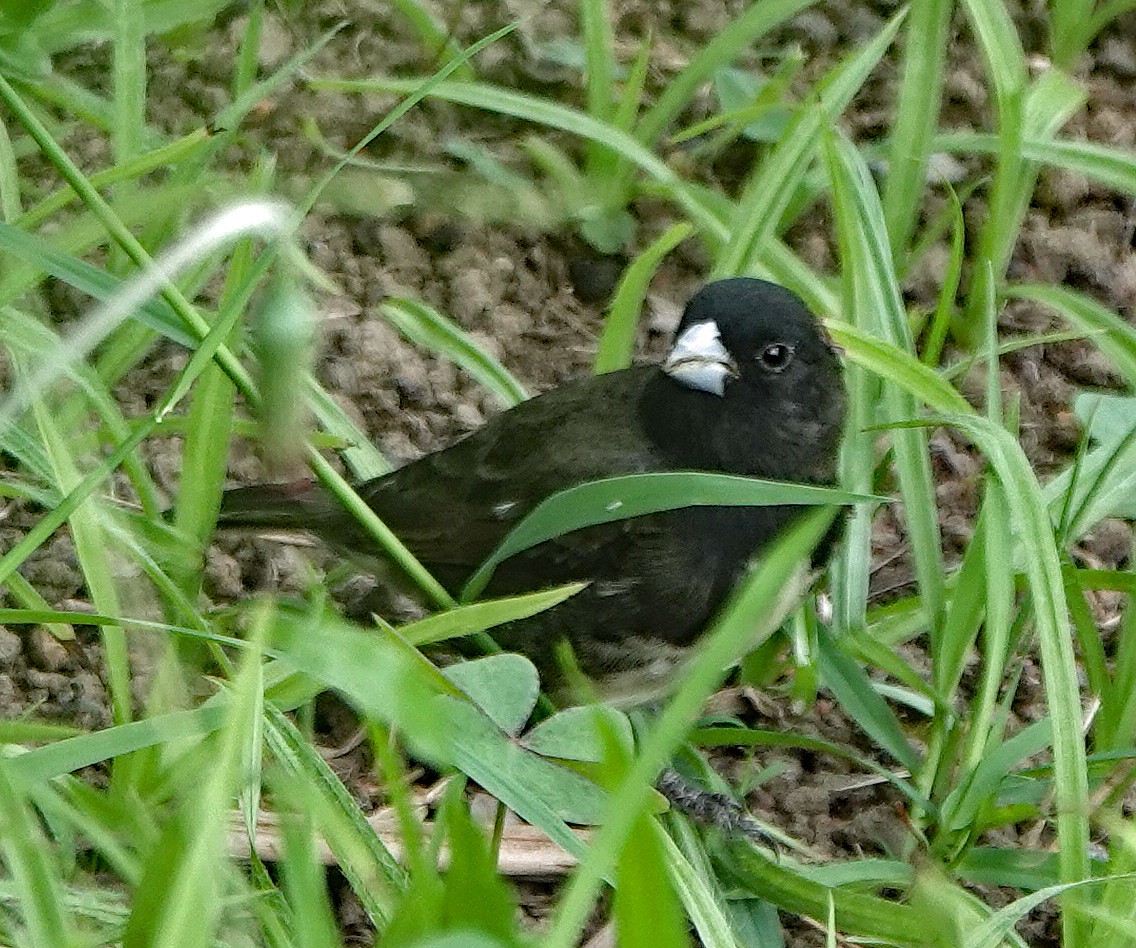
top-left (759, 343), bottom-right (794, 372)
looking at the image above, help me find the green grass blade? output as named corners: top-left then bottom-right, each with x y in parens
top-left (463, 473), bottom-right (880, 600)
top-left (882, 0), bottom-right (954, 263)
top-left (657, 831), bottom-right (741, 948)
top-left (581, 0), bottom-right (614, 126)
top-left (400, 584), bottom-right (587, 646)
top-left (920, 185), bottom-right (966, 366)
top-left (309, 76), bottom-right (727, 244)
top-left (594, 221), bottom-right (692, 374)
top-left (381, 297), bottom-right (528, 407)
top-left (817, 626), bottom-right (920, 770)
top-left (0, 763), bottom-right (79, 947)
top-left (713, 10), bottom-right (904, 277)
top-left (635, 0), bottom-right (817, 146)
top-left (826, 132), bottom-right (946, 640)
top-left (0, 112), bottom-right (21, 220)
top-left (25, 381), bottom-right (132, 729)
top-left (17, 132), bottom-right (209, 230)
top-left (168, 237), bottom-right (258, 597)
top-left (1006, 283), bottom-right (1136, 390)
top-left (263, 704), bottom-right (404, 927)
top-left (305, 381), bottom-right (392, 478)
top-left (826, 320), bottom-right (973, 414)
top-left (111, 0), bottom-right (145, 172)
top-left (614, 817), bottom-right (688, 948)
top-left (936, 413), bottom-right (1089, 936)
top-left (213, 24), bottom-right (346, 133)
top-left (0, 73), bottom-right (257, 396)
top-left (935, 132), bottom-right (1136, 198)
top-left (388, 0), bottom-right (474, 81)
top-left (123, 607), bottom-right (269, 948)
top-left (547, 508), bottom-right (838, 946)
top-left (712, 838), bottom-right (926, 943)
top-left (0, 221), bottom-right (196, 347)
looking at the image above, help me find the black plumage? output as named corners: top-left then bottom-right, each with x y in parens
top-left (218, 278), bottom-right (846, 702)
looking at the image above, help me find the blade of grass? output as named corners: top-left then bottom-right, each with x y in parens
top-left (263, 704), bottom-right (404, 927)
top-left (929, 413), bottom-right (1090, 937)
top-left (0, 113), bottom-right (21, 220)
top-left (309, 75), bottom-right (727, 244)
top-left (826, 132), bottom-right (946, 641)
top-left (882, 0), bottom-right (954, 264)
top-left (169, 202), bottom-right (265, 598)
top-left (462, 473), bottom-right (880, 600)
top-left (16, 130), bottom-right (210, 230)
top-left (110, 0), bottom-right (146, 278)
top-left (581, 0), bottom-right (614, 128)
top-left (388, 0), bottom-right (475, 80)
top-left (0, 73), bottom-right (257, 393)
top-left (713, 10), bottom-right (905, 277)
top-left (547, 508), bottom-right (838, 946)
top-left (920, 184), bottom-right (966, 366)
top-left (1006, 284), bottom-right (1136, 390)
top-left (23, 370), bottom-right (132, 729)
top-left (381, 298), bottom-right (528, 407)
top-left (0, 762), bottom-right (79, 947)
top-left (936, 132), bottom-right (1136, 201)
top-left (635, 0), bottom-right (817, 146)
top-left (121, 604), bottom-right (269, 947)
top-left (594, 221), bottom-right (692, 374)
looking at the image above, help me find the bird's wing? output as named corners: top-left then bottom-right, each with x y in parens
top-left (347, 369), bottom-right (662, 586)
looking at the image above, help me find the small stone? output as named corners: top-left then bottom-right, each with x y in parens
top-left (647, 294), bottom-right (683, 335)
top-left (378, 225), bottom-right (429, 275)
top-left (0, 627), bottom-right (22, 664)
top-left (452, 402), bottom-right (485, 432)
top-left (927, 152), bottom-right (968, 184)
top-left (25, 669), bottom-right (69, 695)
top-left (0, 673), bottom-right (19, 709)
top-left (28, 626), bottom-right (69, 671)
top-left (1099, 37), bottom-right (1136, 78)
top-left (568, 254), bottom-right (624, 304)
top-left (449, 269), bottom-right (495, 323)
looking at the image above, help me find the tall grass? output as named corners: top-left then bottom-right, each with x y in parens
top-left (1, 0), bottom-right (1135, 945)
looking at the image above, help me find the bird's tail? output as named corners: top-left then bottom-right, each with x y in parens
top-left (216, 480), bottom-right (332, 532)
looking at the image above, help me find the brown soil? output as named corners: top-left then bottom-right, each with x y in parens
top-left (5, 1), bottom-right (1136, 944)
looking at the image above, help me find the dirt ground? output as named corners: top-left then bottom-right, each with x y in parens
top-left (4, 0), bottom-right (1136, 943)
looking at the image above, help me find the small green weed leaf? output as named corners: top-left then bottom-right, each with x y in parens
top-left (435, 695), bottom-right (607, 828)
top-left (1075, 392), bottom-right (1136, 442)
top-left (580, 208), bottom-right (635, 254)
top-left (522, 705), bottom-right (635, 762)
top-left (443, 654), bottom-right (540, 737)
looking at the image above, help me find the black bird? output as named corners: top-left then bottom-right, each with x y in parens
top-left (218, 278), bottom-right (846, 703)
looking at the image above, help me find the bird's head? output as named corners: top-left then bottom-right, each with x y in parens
top-left (664, 278), bottom-right (839, 398)
top-left (653, 277), bottom-right (846, 478)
